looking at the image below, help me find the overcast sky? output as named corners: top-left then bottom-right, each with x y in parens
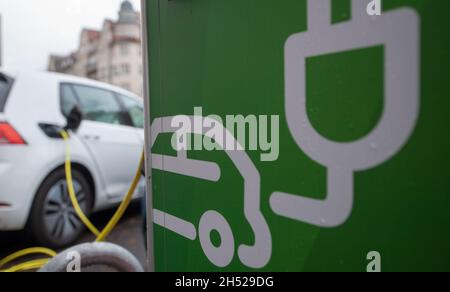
top-left (0, 0), bottom-right (141, 71)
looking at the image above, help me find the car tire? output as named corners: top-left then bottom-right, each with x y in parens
top-left (29, 168), bottom-right (94, 248)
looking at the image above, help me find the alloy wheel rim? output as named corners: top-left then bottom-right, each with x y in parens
top-left (43, 179), bottom-right (88, 242)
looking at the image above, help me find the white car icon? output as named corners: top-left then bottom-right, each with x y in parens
top-left (149, 116), bottom-right (272, 269)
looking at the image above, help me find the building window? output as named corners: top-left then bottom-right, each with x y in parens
top-left (110, 64), bottom-right (130, 77)
top-left (121, 64), bottom-right (130, 75)
top-left (86, 57), bottom-right (97, 74)
top-left (111, 65), bottom-right (120, 77)
top-left (120, 44), bottom-right (129, 56)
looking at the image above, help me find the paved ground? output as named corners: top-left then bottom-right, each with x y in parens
top-left (0, 203), bottom-right (148, 271)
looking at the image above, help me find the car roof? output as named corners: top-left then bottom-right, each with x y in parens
top-left (0, 68), bottom-right (142, 101)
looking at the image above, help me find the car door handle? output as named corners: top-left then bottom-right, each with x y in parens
top-left (82, 134), bottom-right (101, 141)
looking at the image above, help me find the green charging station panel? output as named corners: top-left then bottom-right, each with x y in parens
top-left (143, 0), bottom-right (450, 272)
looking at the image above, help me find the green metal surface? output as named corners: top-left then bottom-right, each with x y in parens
top-left (144, 0), bottom-right (450, 271)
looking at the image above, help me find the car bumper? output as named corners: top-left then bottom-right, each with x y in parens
top-left (0, 146), bottom-right (47, 231)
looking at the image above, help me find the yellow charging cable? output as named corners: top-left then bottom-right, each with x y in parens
top-left (61, 130), bottom-right (100, 236)
top-left (2, 259), bottom-right (51, 273)
top-left (0, 130), bottom-right (145, 272)
top-left (0, 247), bottom-right (56, 272)
top-left (95, 149), bottom-right (144, 242)
top-left (61, 130), bottom-right (144, 241)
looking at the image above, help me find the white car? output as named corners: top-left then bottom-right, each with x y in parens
top-left (0, 69), bottom-right (145, 247)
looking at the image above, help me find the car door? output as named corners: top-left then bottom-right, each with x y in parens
top-left (62, 83), bottom-right (142, 201)
top-left (116, 94), bottom-right (146, 195)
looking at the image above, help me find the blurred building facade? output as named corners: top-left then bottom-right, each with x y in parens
top-left (48, 1), bottom-right (143, 96)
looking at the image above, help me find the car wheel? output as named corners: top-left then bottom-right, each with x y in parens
top-left (29, 168), bottom-right (94, 248)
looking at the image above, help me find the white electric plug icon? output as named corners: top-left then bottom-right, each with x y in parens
top-left (271, 0), bottom-right (420, 227)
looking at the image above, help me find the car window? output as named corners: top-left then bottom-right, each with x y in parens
top-left (118, 95), bottom-right (144, 128)
top-left (71, 85), bottom-right (126, 126)
top-left (60, 84), bottom-right (79, 117)
top-left (0, 74), bottom-right (13, 112)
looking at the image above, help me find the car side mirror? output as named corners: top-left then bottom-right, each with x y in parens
top-left (64, 106), bottom-right (83, 132)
